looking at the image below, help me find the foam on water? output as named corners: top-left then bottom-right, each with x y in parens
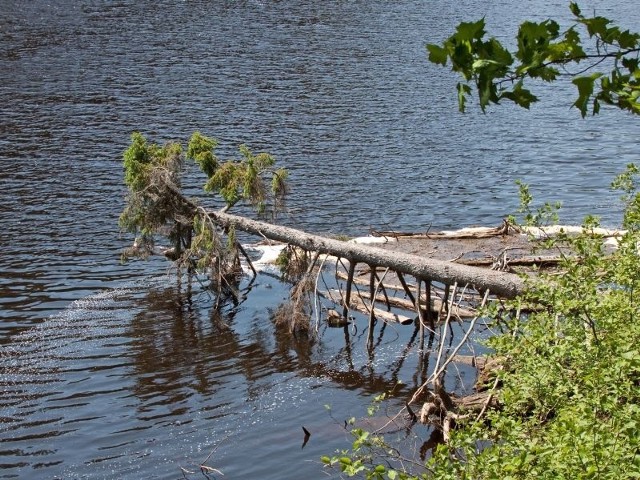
top-left (0, 276), bottom-right (173, 476)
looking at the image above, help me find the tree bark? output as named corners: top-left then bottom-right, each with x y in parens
top-left (206, 210), bottom-right (526, 298)
top-left (166, 184), bottom-right (526, 298)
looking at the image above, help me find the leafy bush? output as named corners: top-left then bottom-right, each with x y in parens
top-left (427, 171), bottom-right (640, 478)
top-left (427, 3), bottom-right (640, 116)
top-left (323, 170), bottom-right (640, 479)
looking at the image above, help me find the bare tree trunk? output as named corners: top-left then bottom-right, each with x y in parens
top-left (206, 210), bottom-right (526, 298)
top-left (165, 184), bottom-right (525, 298)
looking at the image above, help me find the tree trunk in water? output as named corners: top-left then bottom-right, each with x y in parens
top-left (207, 210), bottom-right (526, 298)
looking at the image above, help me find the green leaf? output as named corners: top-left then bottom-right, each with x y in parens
top-left (572, 73), bottom-right (602, 117)
top-left (472, 59), bottom-right (501, 70)
top-left (535, 66), bottom-right (560, 82)
top-left (565, 27), bottom-right (581, 47)
top-left (455, 18), bottom-right (486, 42)
top-left (582, 16), bottom-right (611, 38)
top-left (500, 81), bottom-right (538, 109)
top-left (427, 43), bottom-right (449, 66)
top-left (485, 38), bottom-right (513, 68)
top-left (477, 74), bottom-right (497, 111)
top-left (593, 97), bottom-right (601, 115)
top-left (569, 2), bottom-right (581, 17)
top-left (516, 20), bottom-right (560, 67)
top-left (457, 83), bottom-right (472, 113)
top-left (622, 57), bottom-right (639, 73)
top-left (619, 30), bottom-right (640, 49)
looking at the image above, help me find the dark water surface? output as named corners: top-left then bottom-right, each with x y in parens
top-left (1, 1), bottom-right (638, 478)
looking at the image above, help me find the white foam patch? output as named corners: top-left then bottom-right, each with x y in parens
top-left (349, 236), bottom-right (398, 245)
top-left (521, 224), bottom-right (626, 239)
top-left (242, 243), bottom-right (287, 274)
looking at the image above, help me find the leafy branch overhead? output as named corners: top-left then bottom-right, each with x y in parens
top-left (427, 2), bottom-right (640, 116)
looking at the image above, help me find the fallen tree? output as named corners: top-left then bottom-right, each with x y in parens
top-left (120, 131), bottom-right (526, 330)
top-left (119, 132), bottom-right (532, 463)
top-left (204, 209), bottom-right (526, 299)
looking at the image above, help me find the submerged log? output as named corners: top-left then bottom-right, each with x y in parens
top-left (320, 289), bottom-right (414, 324)
top-left (334, 271), bottom-right (477, 318)
top-left (162, 185), bottom-right (525, 298)
top-left (206, 210), bottom-right (526, 298)
top-left (325, 287), bottom-right (476, 319)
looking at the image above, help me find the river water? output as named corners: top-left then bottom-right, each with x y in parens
top-left (0, 1), bottom-right (638, 479)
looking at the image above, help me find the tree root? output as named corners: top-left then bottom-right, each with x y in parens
top-left (418, 360), bottom-right (502, 443)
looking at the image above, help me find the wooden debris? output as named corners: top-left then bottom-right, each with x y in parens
top-left (204, 210), bottom-right (526, 298)
top-left (319, 289), bottom-right (414, 325)
top-left (371, 221), bottom-right (511, 240)
top-left (332, 287), bottom-right (476, 319)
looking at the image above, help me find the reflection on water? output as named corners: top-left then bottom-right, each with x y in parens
top-left (1, 274), bottom-right (460, 478)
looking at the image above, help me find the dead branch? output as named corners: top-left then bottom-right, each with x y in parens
top-left (319, 289), bottom-right (413, 325)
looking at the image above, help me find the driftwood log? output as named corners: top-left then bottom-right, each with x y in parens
top-left (161, 183), bottom-right (525, 299)
top-left (205, 210), bottom-right (526, 299)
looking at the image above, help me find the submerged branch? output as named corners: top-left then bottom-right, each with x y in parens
top-left (205, 210), bottom-right (526, 299)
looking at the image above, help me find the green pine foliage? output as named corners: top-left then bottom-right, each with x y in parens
top-left (187, 131), bottom-right (218, 178)
top-left (119, 131), bottom-right (288, 276)
top-left (204, 144), bottom-right (288, 213)
top-left (120, 132), bottom-right (183, 238)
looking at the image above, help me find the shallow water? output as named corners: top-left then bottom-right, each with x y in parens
top-left (2, 275), bottom-right (458, 478)
top-left (1, 0), bottom-right (638, 478)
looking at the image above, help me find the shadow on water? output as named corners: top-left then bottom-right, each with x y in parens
top-left (1, 271), bottom-right (464, 479)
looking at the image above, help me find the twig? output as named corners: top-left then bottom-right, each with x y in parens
top-left (396, 271), bottom-right (416, 306)
top-left (431, 289), bottom-right (490, 381)
top-left (430, 303), bottom-right (451, 380)
top-left (236, 241), bottom-right (257, 277)
top-left (474, 373), bottom-right (501, 423)
top-left (495, 47), bottom-right (640, 88)
top-left (368, 268), bottom-right (390, 349)
top-left (342, 260), bottom-right (357, 319)
top-left (373, 271), bottom-right (392, 311)
top-left (417, 280), bottom-right (425, 351)
top-left (314, 255), bottom-right (329, 333)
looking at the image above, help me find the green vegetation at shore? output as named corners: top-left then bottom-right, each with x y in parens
top-left (323, 4), bottom-right (640, 478)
